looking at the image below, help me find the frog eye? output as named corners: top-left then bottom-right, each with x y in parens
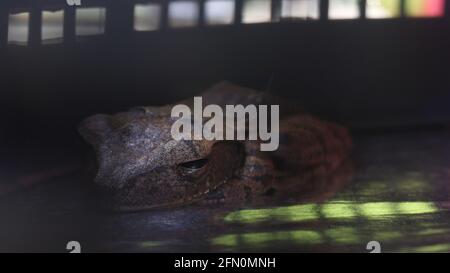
top-left (179, 158), bottom-right (208, 170)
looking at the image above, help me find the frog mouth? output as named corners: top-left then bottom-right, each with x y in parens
top-left (111, 178), bottom-right (229, 212)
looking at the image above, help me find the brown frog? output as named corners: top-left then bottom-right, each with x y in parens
top-left (78, 82), bottom-right (352, 211)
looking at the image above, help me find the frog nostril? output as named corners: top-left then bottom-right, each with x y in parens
top-left (179, 158), bottom-right (208, 170)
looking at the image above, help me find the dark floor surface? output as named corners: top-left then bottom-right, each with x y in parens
top-left (2, 129), bottom-right (450, 253)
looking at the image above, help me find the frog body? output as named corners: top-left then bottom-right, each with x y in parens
top-left (79, 82), bottom-right (352, 211)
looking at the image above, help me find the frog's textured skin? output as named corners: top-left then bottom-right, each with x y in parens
top-left (79, 82), bottom-right (352, 211)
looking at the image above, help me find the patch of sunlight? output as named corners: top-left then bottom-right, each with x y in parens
top-left (373, 231), bottom-right (403, 241)
top-left (140, 241), bottom-right (165, 249)
top-left (359, 202), bottom-right (397, 218)
top-left (211, 234), bottom-right (239, 248)
top-left (324, 227), bottom-right (360, 244)
top-left (400, 243), bottom-right (450, 253)
top-left (223, 202), bottom-right (439, 224)
top-left (396, 202), bottom-right (437, 215)
top-left (360, 202), bottom-right (437, 219)
top-left (211, 225), bottom-right (446, 249)
top-left (223, 204), bottom-right (319, 224)
top-left (287, 230), bottom-right (323, 244)
top-left (241, 232), bottom-right (277, 245)
top-left (321, 203), bottom-right (357, 219)
top-left (212, 230), bottom-right (323, 248)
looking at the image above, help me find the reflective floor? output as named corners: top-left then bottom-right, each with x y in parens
top-left (2, 129), bottom-right (450, 252)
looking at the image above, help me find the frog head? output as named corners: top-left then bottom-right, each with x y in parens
top-left (78, 106), bottom-right (244, 211)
